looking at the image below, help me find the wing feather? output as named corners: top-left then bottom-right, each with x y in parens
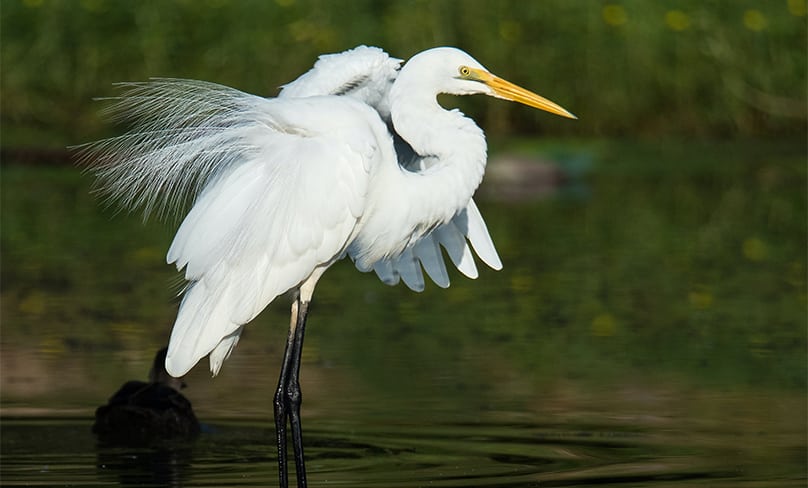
top-left (412, 235), bottom-right (450, 288)
top-left (371, 259), bottom-right (401, 286)
top-left (371, 199), bottom-right (501, 291)
top-left (165, 102), bottom-right (378, 375)
top-left (461, 199), bottom-right (503, 270)
top-left (279, 45), bottom-right (401, 121)
top-left (433, 220), bottom-right (479, 279)
top-left (395, 248), bottom-right (425, 292)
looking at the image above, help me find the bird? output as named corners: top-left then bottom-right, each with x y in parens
top-left (92, 347), bottom-right (200, 446)
top-left (79, 45), bottom-right (575, 487)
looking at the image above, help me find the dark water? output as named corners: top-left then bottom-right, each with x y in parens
top-left (1, 371), bottom-right (805, 487)
top-left (1, 140), bottom-right (806, 486)
top-left (3, 350), bottom-right (805, 488)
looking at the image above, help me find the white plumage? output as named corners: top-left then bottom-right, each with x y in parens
top-left (80, 45), bottom-right (575, 379)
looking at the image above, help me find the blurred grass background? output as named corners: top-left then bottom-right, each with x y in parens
top-left (1, 0), bottom-right (806, 148)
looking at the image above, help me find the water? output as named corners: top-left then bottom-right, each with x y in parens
top-left (1, 140), bottom-right (806, 486)
top-left (2, 380), bottom-right (805, 486)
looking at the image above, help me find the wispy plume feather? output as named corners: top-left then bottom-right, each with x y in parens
top-left (75, 78), bottom-right (268, 220)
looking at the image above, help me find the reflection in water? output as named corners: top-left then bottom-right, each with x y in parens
top-left (2, 400), bottom-right (805, 487)
top-left (96, 444), bottom-right (195, 487)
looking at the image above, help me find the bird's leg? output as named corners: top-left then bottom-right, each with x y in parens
top-left (274, 298), bottom-right (298, 488)
top-left (274, 293), bottom-right (309, 488)
top-left (288, 298), bottom-right (309, 487)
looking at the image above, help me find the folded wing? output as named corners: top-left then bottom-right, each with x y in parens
top-left (80, 80), bottom-right (382, 376)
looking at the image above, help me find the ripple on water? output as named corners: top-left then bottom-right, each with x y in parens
top-left (0, 414), bottom-right (803, 487)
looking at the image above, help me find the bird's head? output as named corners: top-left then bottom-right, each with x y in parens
top-left (402, 47), bottom-right (576, 119)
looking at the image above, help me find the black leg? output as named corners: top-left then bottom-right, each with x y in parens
top-left (288, 300), bottom-right (308, 487)
top-left (274, 295), bottom-right (309, 488)
top-left (274, 301), bottom-right (296, 488)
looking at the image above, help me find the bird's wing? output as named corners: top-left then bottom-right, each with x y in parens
top-left (279, 46), bottom-right (502, 291)
top-left (79, 80), bottom-right (387, 376)
top-left (368, 199), bottom-right (503, 292)
top-left (279, 45), bottom-right (401, 121)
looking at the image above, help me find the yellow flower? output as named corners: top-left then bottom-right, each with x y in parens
top-left (688, 290), bottom-right (713, 309)
top-left (743, 9), bottom-right (768, 31)
top-left (665, 10), bottom-right (691, 31)
top-left (591, 313), bottom-right (617, 337)
top-left (742, 237), bottom-right (768, 262)
top-left (788, 0), bottom-right (807, 17)
top-left (603, 5), bottom-right (628, 26)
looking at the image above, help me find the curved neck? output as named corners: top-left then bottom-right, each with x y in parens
top-left (349, 87), bottom-right (490, 269)
top-left (390, 92), bottom-right (488, 215)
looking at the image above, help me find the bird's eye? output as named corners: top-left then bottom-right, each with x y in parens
top-left (459, 66), bottom-right (472, 77)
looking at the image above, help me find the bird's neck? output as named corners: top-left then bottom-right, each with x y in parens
top-left (348, 93), bottom-right (489, 269)
top-left (391, 94), bottom-right (488, 215)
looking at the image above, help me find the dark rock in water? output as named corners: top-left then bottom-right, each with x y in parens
top-left (92, 347), bottom-right (200, 446)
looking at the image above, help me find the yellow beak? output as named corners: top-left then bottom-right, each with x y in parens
top-left (473, 68), bottom-right (577, 119)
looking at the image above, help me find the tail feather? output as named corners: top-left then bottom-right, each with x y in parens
top-left (165, 278), bottom-right (241, 377)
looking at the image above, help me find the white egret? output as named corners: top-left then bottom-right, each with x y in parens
top-left (80, 45), bottom-right (575, 487)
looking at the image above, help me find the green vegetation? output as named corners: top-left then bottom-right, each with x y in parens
top-left (1, 0), bottom-right (806, 147)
